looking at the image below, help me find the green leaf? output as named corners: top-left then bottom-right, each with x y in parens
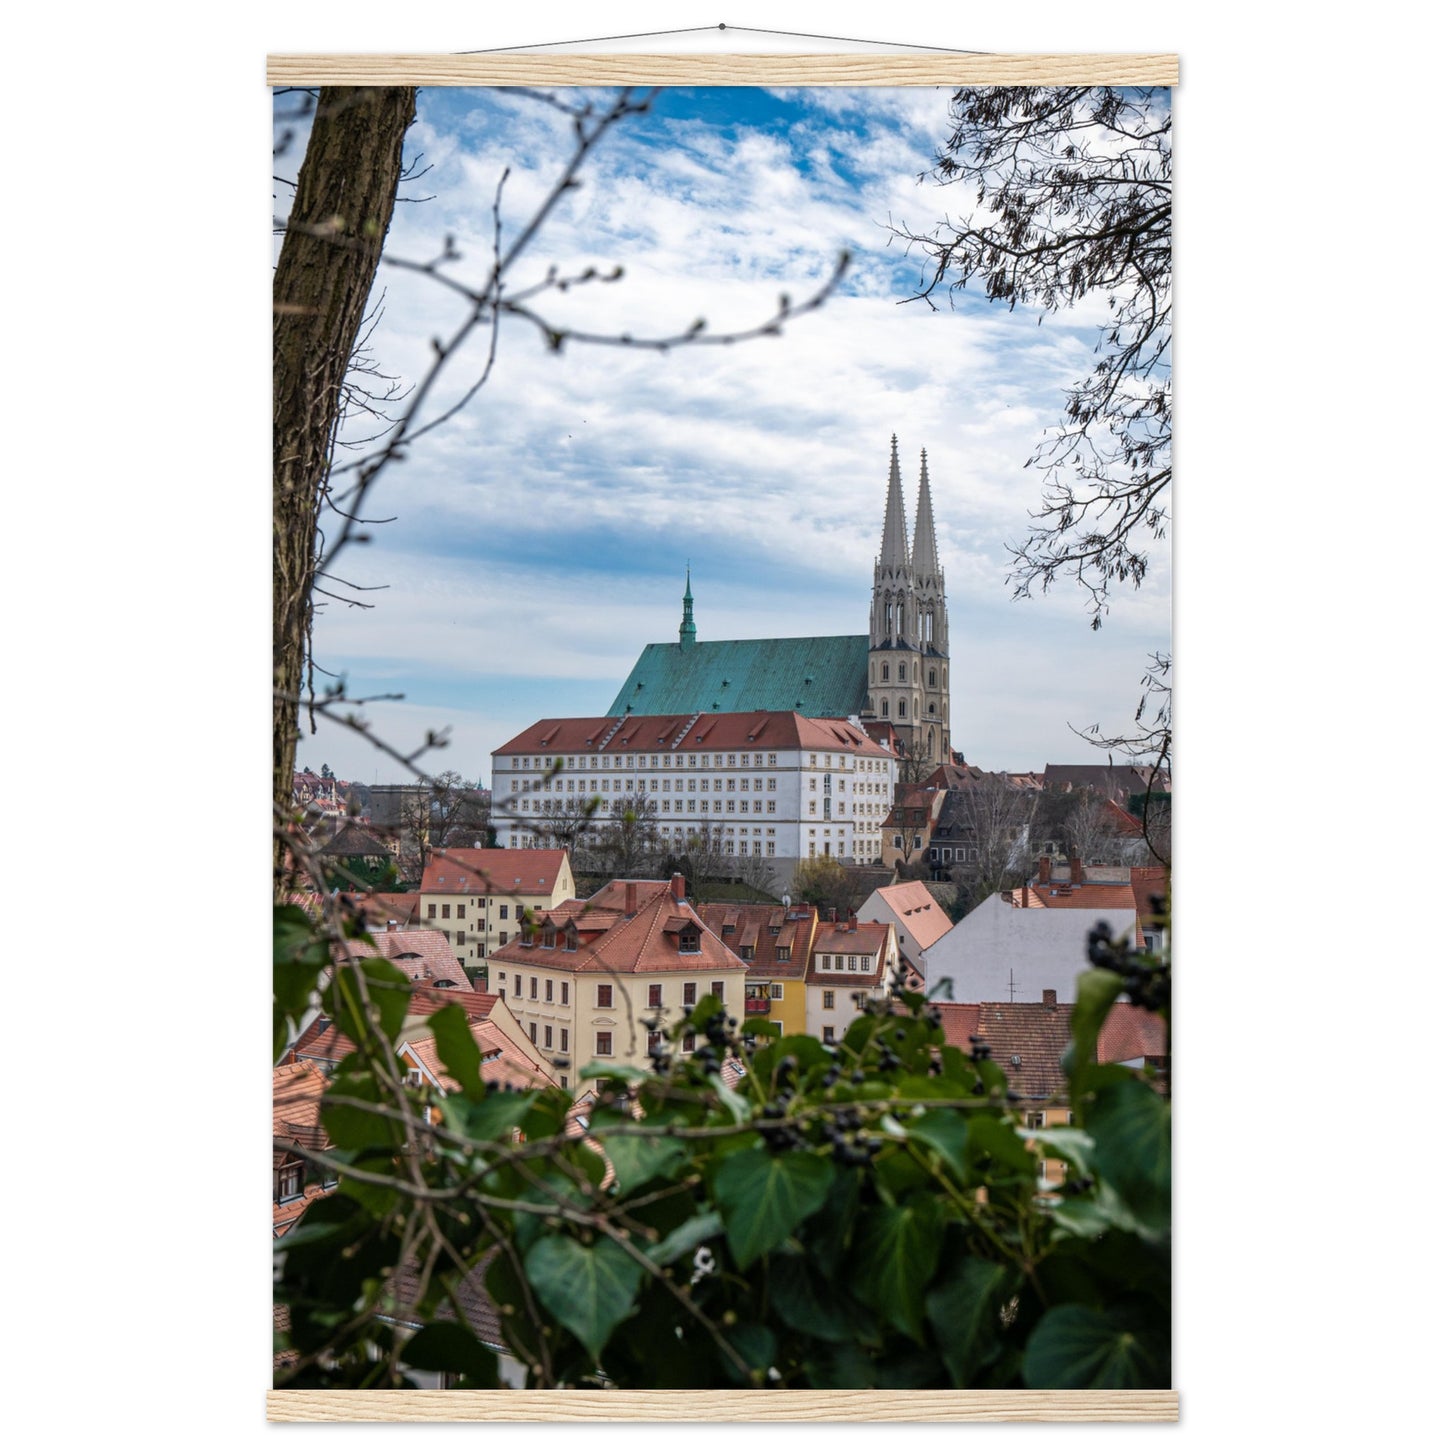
top-left (320, 1072), bottom-right (403, 1150)
top-left (769, 1254), bottom-right (855, 1343)
top-left (465, 1089), bottom-right (537, 1141)
top-left (600, 1132), bottom-right (688, 1197)
top-left (647, 1210), bottom-right (723, 1267)
top-left (849, 1197), bottom-right (945, 1341)
top-left (523, 1233), bottom-right (644, 1361)
top-left (400, 1322), bottom-right (500, 1387)
top-left (713, 1148), bottom-right (833, 1269)
top-left (1088, 1080), bottom-right (1170, 1231)
top-left (425, 1005), bottom-right (486, 1102)
top-left (925, 1255), bottom-right (1012, 1386)
top-left (1023, 1302), bottom-right (1168, 1388)
top-left (330, 956), bottom-right (412, 1049)
top-left (907, 1110), bottom-right (971, 1182)
top-left (1068, 968), bottom-right (1123, 1082)
top-left (965, 1114), bottom-right (1036, 1178)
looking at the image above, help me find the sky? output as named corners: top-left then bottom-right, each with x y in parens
top-left (279, 84), bottom-right (1172, 787)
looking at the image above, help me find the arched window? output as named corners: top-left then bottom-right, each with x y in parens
top-left (881, 699), bottom-right (889, 717)
top-left (898, 699), bottom-right (907, 719)
top-left (928, 668), bottom-right (936, 688)
top-left (882, 662), bottom-right (890, 681)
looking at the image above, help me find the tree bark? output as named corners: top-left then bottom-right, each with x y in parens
top-left (273, 86), bottom-right (416, 894)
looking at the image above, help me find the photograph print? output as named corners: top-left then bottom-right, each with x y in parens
top-left (273, 76), bottom-right (1172, 1398)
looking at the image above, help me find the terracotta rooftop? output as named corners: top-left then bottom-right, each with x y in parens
top-left (340, 928), bottom-right (473, 991)
top-left (491, 882), bottom-right (746, 977)
top-left (273, 1062), bottom-right (329, 1151)
top-left (422, 848), bottom-right (569, 896)
top-left (1012, 883), bottom-right (1138, 912)
top-left (495, 710), bottom-right (892, 760)
top-left (871, 881), bottom-right (953, 950)
top-left (696, 901), bottom-right (818, 981)
top-left (935, 997), bottom-right (1167, 1100)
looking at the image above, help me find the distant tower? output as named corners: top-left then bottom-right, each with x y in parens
top-left (866, 438), bottom-right (950, 768)
top-left (678, 565), bottom-right (697, 650)
top-left (911, 449), bottom-right (950, 766)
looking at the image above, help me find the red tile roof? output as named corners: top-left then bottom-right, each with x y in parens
top-left (1013, 883), bottom-right (1138, 911)
top-left (273, 1062), bottom-right (329, 1149)
top-left (273, 1182), bottom-right (335, 1238)
top-left (696, 902), bottom-right (818, 980)
top-left (491, 885), bottom-right (746, 977)
top-left (340, 891), bottom-right (424, 928)
top-left (936, 999), bottom-right (1166, 1100)
top-left (422, 848), bottom-right (569, 896)
top-left (871, 881), bottom-right (953, 950)
top-left (340, 928), bottom-right (473, 991)
top-left (494, 711), bottom-right (893, 760)
top-left (1097, 1004), bottom-right (1167, 1063)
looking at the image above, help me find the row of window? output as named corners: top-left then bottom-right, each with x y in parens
top-left (508, 979), bottom-right (727, 1009)
top-left (814, 953), bottom-right (878, 972)
top-left (426, 902), bottom-right (512, 921)
top-left (507, 752), bottom-right (890, 773)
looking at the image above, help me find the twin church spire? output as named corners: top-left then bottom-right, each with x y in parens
top-left (869, 435), bottom-right (950, 767)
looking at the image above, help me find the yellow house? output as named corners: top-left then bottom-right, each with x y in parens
top-left (696, 900), bottom-right (816, 1037)
top-left (419, 847), bottom-right (574, 974)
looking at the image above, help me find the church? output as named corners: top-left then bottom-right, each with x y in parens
top-left (607, 437), bottom-right (952, 769)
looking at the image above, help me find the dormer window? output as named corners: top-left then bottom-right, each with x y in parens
top-left (776, 947), bottom-right (790, 962)
top-left (678, 926), bottom-right (701, 955)
top-left (276, 1161), bottom-right (304, 1203)
top-left (542, 924), bottom-right (557, 949)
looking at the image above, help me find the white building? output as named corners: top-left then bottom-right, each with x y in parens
top-left (490, 710), bottom-right (897, 885)
top-left (920, 892), bottom-right (1138, 1005)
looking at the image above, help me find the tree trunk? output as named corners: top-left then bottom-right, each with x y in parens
top-left (273, 86), bottom-right (416, 895)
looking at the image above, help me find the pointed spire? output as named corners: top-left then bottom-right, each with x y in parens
top-left (879, 435), bottom-right (910, 572)
top-left (912, 448), bottom-right (940, 579)
top-left (678, 564), bottom-right (696, 649)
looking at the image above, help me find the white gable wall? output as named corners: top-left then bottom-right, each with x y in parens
top-left (921, 894), bottom-right (1137, 1005)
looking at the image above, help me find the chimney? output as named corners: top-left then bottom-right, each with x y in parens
top-left (670, 871), bottom-right (686, 903)
top-left (625, 881), bottom-right (638, 916)
top-left (1070, 855), bottom-right (1083, 887)
top-left (1038, 855), bottom-right (1052, 885)
top-left (830, 907), bottom-right (837, 924)
top-left (1043, 988), bottom-right (1057, 1010)
top-left (848, 912), bottom-right (857, 933)
top-left (386, 919), bottom-right (398, 932)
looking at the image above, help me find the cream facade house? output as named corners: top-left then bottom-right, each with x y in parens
top-left (486, 874), bottom-right (748, 1093)
top-left (418, 847), bottom-right (574, 972)
top-left (804, 916), bottom-right (901, 1046)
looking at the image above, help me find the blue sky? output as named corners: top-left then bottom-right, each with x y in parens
top-left (280, 85), bottom-right (1171, 786)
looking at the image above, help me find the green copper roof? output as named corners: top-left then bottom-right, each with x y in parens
top-left (607, 635), bottom-right (870, 718)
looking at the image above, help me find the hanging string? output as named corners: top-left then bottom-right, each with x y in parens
top-left (459, 21), bottom-right (985, 56)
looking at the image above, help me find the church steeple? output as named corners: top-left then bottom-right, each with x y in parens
top-left (678, 565), bottom-right (696, 649)
top-left (912, 449), bottom-right (940, 580)
top-left (879, 434), bottom-right (911, 572)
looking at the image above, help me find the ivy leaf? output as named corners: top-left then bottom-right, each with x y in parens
top-left (769, 1254), bottom-right (855, 1343)
top-left (713, 1149), bottom-right (833, 1269)
top-left (399, 1322), bottom-right (500, 1387)
top-left (1023, 1302), bottom-right (1168, 1388)
top-left (465, 1089), bottom-right (537, 1141)
top-left (1088, 1080), bottom-right (1170, 1231)
top-left (647, 1210), bottom-right (723, 1267)
top-left (320, 1071), bottom-right (402, 1150)
top-left (849, 1197), bottom-right (945, 1341)
top-left (925, 1255), bottom-right (1012, 1386)
top-left (330, 956), bottom-right (412, 1049)
top-left (602, 1132), bottom-right (688, 1197)
top-left (907, 1111), bottom-right (971, 1182)
top-left (1066, 968), bottom-right (1123, 1082)
top-left (523, 1233), bottom-right (644, 1361)
top-left (425, 1005), bottom-right (486, 1102)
